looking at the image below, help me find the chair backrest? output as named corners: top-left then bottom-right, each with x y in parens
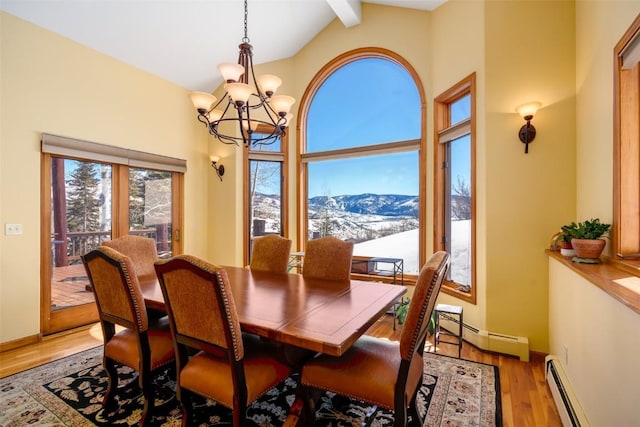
top-left (249, 234), bottom-right (292, 274)
top-left (302, 236), bottom-right (354, 281)
top-left (82, 246), bottom-right (148, 332)
top-left (399, 251), bottom-right (450, 361)
top-left (154, 255), bottom-right (244, 361)
top-left (102, 235), bottom-right (158, 280)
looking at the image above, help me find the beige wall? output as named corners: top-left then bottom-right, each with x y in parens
top-left (3, 0), bottom-right (639, 364)
top-left (0, 12), bottom-right (211, 343)
top-left (548, 1), bottom-right (640, 425)
top-left (483, 1), bottom-right (577, 352)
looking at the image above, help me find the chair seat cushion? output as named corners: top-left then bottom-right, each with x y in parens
top-left (180, 334), bottom-right (293, 408)
top-left (301, 335), bottom-right (422, 410)
top-left (105, 317), bottom-right (174, 370)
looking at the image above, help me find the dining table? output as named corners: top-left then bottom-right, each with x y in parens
top-left (141, 264), bottom-right (406, 357)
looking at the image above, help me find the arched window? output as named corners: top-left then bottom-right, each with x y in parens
top-left (298, 48), bottom-right (425, 276)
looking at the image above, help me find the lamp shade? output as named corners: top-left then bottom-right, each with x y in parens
top-left (218, 62), bottom-right (245, 82)
top-left (189, 92), bottom-right (217, 112)
top-left (257, 74), bottom-right (282, 96)
top-left (225, 83), bottom-right (253, 104)
top-left (207, 109), bottom-right (223, 122)
top-left (269, 95), bottom-right (296, 115)
top-left (516, 102), bottom-right (541, 118)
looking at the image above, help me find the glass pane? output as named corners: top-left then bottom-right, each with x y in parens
top-left (50, 158), bottom-right (112, 311)
top-left (249, 133), bottom-right (281, 152)
top-left (248, 160), bottom-right (283, 260)
top-left (307, 58), bottom-right (421, 152)
top-left (249, 160), bottom-right (283, 237)
top-left (447, 134), bottom-right (471, 288)
top-left (129, 168), bottom-right (173, 258)
top-left (451, 94), bottom-right (471, 125)
top-left (307, 152), bottom-right (419, 273)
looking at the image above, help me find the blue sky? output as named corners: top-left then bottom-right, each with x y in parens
top-left (306, 57), bottom-right (470, 198)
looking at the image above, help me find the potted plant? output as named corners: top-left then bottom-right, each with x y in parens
top-left (567, 218), bottom-right (611, 262)
top-left (554, 223), bottom-right (579, 257)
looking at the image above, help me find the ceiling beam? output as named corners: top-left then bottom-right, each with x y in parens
top-left (326, 0), bottom-right (361, 28)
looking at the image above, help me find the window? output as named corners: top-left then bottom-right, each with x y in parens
top-left (41, 134), bottom-right (184, 334)
top-left (244, 127), bottom-right (287, 265)
top-left (434, 73), bottom-right (476, 304)
top-left (299, 48), bottom-right (424, 276)
top-left (613, 15), bottom-right (640, 269)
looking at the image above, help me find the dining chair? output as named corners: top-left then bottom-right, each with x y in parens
top-left (249, 234), bottom-right (292, 274)
top-left (299, 251), bottom-right (450, 427)
top-left (154, 254), bottom-right (294, 427)
top-left (81, 246), bottom-right (175, 426)
top-left (102, 235), bottom-right (158, 281)
top-left (302, 236), bottom-right (354, 281)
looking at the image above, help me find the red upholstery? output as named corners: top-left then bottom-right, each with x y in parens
top-left (300, 251), bottom-right (450, 427)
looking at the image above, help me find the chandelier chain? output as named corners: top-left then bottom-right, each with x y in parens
top-left (243, 0), bottom-right (249, 43)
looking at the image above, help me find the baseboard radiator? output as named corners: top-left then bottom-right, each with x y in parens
top-left (436, 315), bottom-right (530, 361)
top-left (545, 355), bottom-right (590, 427)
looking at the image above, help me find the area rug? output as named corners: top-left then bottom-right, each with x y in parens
top-left (0, 347), bottom-right (501, 426)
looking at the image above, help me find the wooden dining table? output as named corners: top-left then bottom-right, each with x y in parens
top-left (141, 265), bottom-right (406, 357)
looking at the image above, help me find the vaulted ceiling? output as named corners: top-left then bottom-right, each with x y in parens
top-left (1, 0), bottom-right (445, 91)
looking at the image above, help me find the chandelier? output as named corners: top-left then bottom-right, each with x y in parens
top-left (188, 0), bottom-right (295, 147)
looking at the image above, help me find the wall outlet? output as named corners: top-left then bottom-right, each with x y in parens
top-left (5, 223), bottom-right (23, 235)
top-left (563, 345), bottom-right (569, 365)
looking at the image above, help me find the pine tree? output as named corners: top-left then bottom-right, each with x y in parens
top-left (66, 161), bottom-right (100, 232)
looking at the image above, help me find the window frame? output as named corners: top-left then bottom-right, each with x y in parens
top-left (613, 14), bottom-right (640, 273)
top-left (243, 125), bottom-right (289, 266)
top-left (297, 47), bottom-right (426, 281)
top-left (40, 135), bottom-right (184, 335)
top-left (434, 73), bottom-right (477, 304)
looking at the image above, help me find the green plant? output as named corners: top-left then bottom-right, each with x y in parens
top-left (395, 298), bottom-right (410, 324)
top-left (394, 299), bottom-right (436, 335)
top-left (561, 218), bottom-right (611, 240)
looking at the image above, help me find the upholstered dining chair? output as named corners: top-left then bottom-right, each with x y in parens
top-left (154, 254), bottom-right (294, 427)
top-left (102, 235), bottom-right (158, 281)
top-left (81, 246), bottom-right (175, 426)
top-left (299, 251), bottom-right (450, 427)
top-left (249, 234), bottom-right (292, 274)
top-left (302, 236), bottom-right (354, 281)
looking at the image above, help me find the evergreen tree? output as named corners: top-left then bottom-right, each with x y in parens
top-left (66, 161), bottom-right (100, 232)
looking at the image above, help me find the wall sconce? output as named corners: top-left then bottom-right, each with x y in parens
top-left (210, 155), bottom-right (225, 181)
top-left (516, 102), bottom-right (541, 154)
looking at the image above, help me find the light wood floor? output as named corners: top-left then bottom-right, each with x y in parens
top-left (0, 315), bottom-right (561, 427)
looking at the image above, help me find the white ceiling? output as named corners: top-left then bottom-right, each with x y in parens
top-left (0, 0), bottom-right (445, 92)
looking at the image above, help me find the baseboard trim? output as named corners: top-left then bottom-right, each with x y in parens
top-left (0, 333), bottom-right (40, 353)
top-left (437, 315), bottom-right (530, 362)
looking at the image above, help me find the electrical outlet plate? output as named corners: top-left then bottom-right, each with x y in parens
top-left (5, 223), bottom-right (23, 235)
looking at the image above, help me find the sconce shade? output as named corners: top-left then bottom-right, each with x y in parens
top-left (516, 102), bottom-right (541, 154)
top-left (516, 102), bottom-right (541, 119)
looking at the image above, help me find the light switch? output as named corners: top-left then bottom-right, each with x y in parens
top-left (5, 223), bottom-right (23, 235)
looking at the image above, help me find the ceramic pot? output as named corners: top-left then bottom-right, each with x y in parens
top-left (560, 240), bottom-right (576, 257)
top-left (571, 238), bottom-right (606, 259)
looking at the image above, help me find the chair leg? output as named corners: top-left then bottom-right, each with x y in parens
top-left (102, 358), bottom-right (119, 410)
top-left (301, 386), bottom-right (320, 425)
top-left (139, 367), bottom-right (155, 426)
top-left (179, 388), bottom-right (194, 426)
top-left (407, 389), bottom-right (423, 427)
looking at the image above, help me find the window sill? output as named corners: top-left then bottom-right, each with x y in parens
top-left (547, 250), bottom-right (640, 315)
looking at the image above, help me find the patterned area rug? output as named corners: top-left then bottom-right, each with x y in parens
top-left (0, 347), bottom-right (501, 426)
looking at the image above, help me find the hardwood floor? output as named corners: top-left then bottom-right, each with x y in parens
top-left (0, 315), bottom-right (561, 427)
